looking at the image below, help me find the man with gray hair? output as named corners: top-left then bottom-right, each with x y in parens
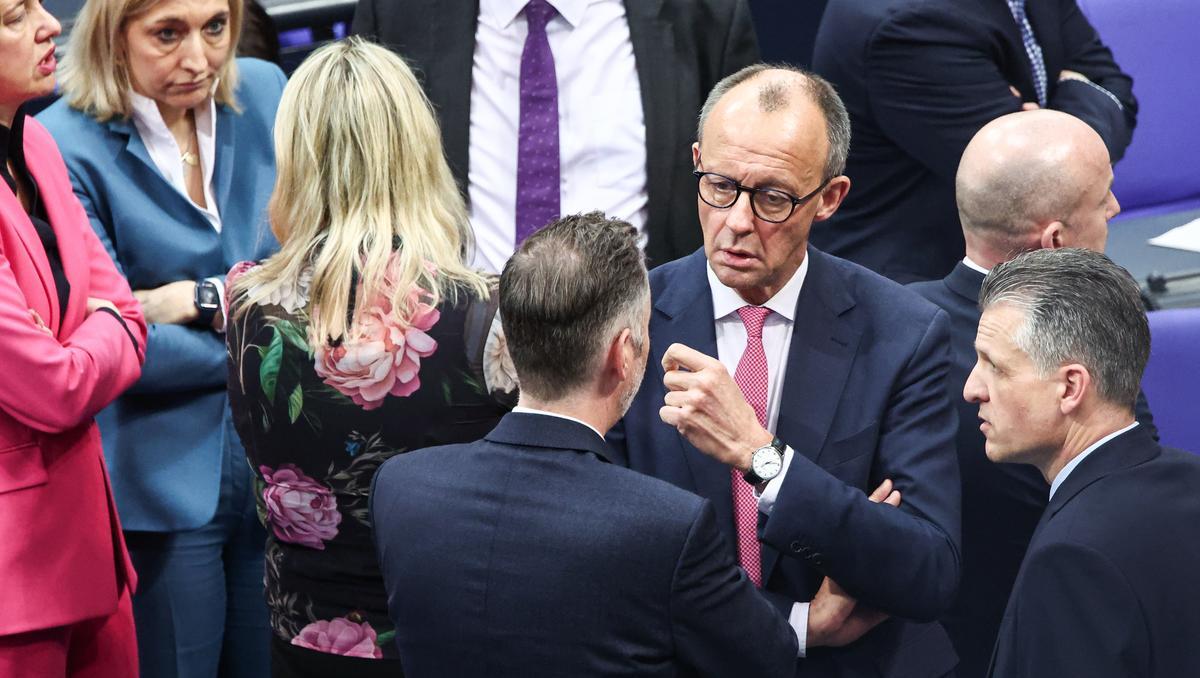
top-left (967, 248), bottom-right (1200, 677)
top-left (610, 64), bottom-right (962, 676)
top-left (371, 212), bottom-right (804, 676)
top-left (909, 109), bottom-right (1156, 677)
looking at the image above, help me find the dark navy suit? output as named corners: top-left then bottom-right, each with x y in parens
top-left (989, 425), bottom-right (1200, 677)
top-left (910, 261), bottom-right (1158, 678)
top-left (371, 412), bottom-right (799, 677)
top-left (609, 248), bottom-right (962, 678)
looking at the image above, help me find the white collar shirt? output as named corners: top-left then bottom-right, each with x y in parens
top-left (129, 90), bottom-right (221, 232)
top-left (469, 0), bottom-right (647, 273)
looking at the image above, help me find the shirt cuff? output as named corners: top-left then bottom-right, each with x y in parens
top-left (789, 601), bottom-right (809, 658)
top-left (755, 444), bottom-right (794, 515)
top-left (206, 275), bottom-right (227, 334)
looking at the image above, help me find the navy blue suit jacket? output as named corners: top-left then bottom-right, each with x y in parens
top-left (989, 425), bottom-right (1200, 677)
top-left (609, 248), bottom-right (962, 677)
top-left (810, 0), bottom-right (1136, 283)
top-left (371, 412), bottom-right (799, 677)
top-left (910, 261), bottom-right (1158, 678)
top-left (38, 58), bottom-right (286, 530)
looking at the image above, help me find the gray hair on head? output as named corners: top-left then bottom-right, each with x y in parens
top-left (979, 248), bottom-right (1149, 409)
top-left (696, 63), bottom-right (851, 180)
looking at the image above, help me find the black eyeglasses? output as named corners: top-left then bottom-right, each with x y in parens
top-left (693, 170), bottom-right (831, 223)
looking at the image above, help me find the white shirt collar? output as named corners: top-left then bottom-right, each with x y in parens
top-left (707, 252), bottom-right (809, 323)
top-left (962, 256), bottom-right (990, 275)
top-left (512, 406), bottom-right (606, 441)
top-left (485, 0), bottom-right (588, 28)
top-left (1049, 421), bottom-right (1139, 499)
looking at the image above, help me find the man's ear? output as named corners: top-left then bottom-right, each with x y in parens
top-left (1040, 221), bottom-right (1067, 250)
top-left (606, 327), bottom-right (635, 385)
top-left (813, 175), bottom-right (851, 222)
top-left (692, 142), bottom-right (702, 168)
top-left (1058, 363), bottom-right (1092, 415)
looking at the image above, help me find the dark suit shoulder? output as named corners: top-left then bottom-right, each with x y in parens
top-left (816, 248), bottom-right (947, 326)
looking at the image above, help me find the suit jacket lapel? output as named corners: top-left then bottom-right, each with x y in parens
top-left (106, 117), bottom-right (209, 231)
top-left (0, 183), bottom-right (57, 328)
top-left (762, 249), bottom-right (861, 580)
top-left (213, 104), bottom-right (235, 220)
top-left (654, 251), bottom-right (736, 542)
top-left (624, 0), bottom-right (676, 257)
top-left (423, 0), bottom-right (478, 189)
top-left (1043, 425), bottom-right (1158, 523)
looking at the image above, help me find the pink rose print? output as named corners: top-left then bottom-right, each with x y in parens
top-left (314, 281), bottom-right (440, 410)
top-left (291, 617), bottom-right (383, 659)
top-left (260, 464), bottom-right (341, 549)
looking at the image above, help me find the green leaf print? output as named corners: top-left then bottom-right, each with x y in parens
top-left (260, 330), bottom-right (284, 403)
top-left (287, 383), bottom-right (304, 423)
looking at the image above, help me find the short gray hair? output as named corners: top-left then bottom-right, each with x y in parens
top-left (979, 248), bottom-right (1149, 409)
top-left (697, 63), bottom-right (851, 180)
top-left (499, 212), bottom-right (649, 401)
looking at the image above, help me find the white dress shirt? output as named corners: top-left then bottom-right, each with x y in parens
top-left (130, 91), bottom-right (221, 233)
top-left (130, 91), bottom-right (226, 319)
top-left (1049, 422), bottom-right (1139, 499)
top-left (707, 254), bottom-right (811, 656)
top-left (962, 255), bottom-right (990, 275)
top-left (469, 0), bottom-right (647, 273)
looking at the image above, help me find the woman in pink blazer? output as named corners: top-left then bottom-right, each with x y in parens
top-left (0, 1), bottom-right (147, 676)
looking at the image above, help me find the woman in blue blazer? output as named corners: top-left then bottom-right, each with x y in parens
top-left (39, 0), bottom-right (283, 674)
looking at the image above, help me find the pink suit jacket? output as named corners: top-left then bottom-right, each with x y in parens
top-left (0, 117), bottom-right (147, 636)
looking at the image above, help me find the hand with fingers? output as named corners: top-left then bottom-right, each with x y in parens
top-left (658, 342), bottom-right (774, 471)
top-left (807, 479), bottom-right (902, 648)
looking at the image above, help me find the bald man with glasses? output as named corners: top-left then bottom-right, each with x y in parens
top-left (609, 64), bottom-right (962, 678)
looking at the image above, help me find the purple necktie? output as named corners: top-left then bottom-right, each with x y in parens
top-left (515, 0), bottom-right (561, 245)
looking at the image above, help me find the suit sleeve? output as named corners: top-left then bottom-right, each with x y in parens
top-left (760, 310), bottom-right (962, 621)
top-left (1046, 0), bottom-right (1137, 161)
top-left (0, 210), bottom-right (145, 434)
top-left (862, 7), bottom-right (1024, 184)
top-left (65, 164), bottom-right (230, 395)
top-left (671, 500), bottom-right (798, 676)
top-left (717, 0), bottom-right (760, 79)
top-left (998, 541), bottom-right (1147, 677)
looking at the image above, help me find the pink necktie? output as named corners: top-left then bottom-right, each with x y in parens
top-left (732, 305), bottom-right (771, 587)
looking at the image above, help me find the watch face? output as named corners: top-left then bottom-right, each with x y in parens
top-left (753, 448), bottom-right (782, 480)
top-left (198, 283), bottom-right (220, 308)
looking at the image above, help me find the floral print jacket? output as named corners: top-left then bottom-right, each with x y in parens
top-left (226, 258), bottom-right (514, 660)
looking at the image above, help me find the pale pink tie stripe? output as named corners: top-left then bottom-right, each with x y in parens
top-left (732, 305), bottom-right (771, 587)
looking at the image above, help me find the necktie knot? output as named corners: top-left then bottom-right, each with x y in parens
top-left (737, 305), bottom-right (771, 339)
top-left (525, 0), bottom-right (555, 31)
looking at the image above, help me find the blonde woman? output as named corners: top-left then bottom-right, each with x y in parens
top-left (227, 38), bottom-right (513, 676)
top-left (38, 0), bottom-right (285, 674)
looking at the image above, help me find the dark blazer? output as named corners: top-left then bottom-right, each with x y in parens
top-left (988, 425), bottom-right (1200, 677)
top-left (370, 412), bottom-right (799, 677)
top-left (609, 248), bottom-right (962, 678)
top-left (351, 0), bottom-right (759, 267)
top-left (38, 59), bottom-right (286, 531)
top-left (810, 0), bottom-right (1137, 283)
top-left (910, 261), bottom-right (1158, 678)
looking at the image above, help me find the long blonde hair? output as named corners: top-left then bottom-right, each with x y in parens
top-left (231, 37), bottom-right (488, 346)
top-left (59, 0), bottom-right (243, 121)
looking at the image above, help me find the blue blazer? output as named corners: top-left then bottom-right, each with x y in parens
top-left (371, 412), bottom-right (798, 677)
top-left (910, 261), bottom-right (1159, 678)
top-left (609, 248), bottom-right (962, 678)
top-left (989, 425), bottom-right (1200, 677)
top-left (37, 58), bottom-right (286, 531)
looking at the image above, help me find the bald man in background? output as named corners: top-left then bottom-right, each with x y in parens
top-left (909, 110), bottom-right (1156, 677)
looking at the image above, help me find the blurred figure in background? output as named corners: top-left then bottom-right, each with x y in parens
top-left (39, 0), bottom-right (286, 674)
top-left (0, 0), bottom-right (147, 674)
top-left (226, 37), bottom-right (512, 677)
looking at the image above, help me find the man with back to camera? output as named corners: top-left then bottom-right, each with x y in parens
top-left (810, 0), bottom-right (1137, 283)
top-left (371, 212), bottom-right (828, 676)
top-left (909, 109), bottom-right (1158, 677)
top-left (965, 248), bottom-right (1200, 677)
top-left (608, 64), bottom-right (963, 677)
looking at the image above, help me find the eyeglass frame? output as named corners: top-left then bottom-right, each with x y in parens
top-left (692, 169), bottom-right (833, 224)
